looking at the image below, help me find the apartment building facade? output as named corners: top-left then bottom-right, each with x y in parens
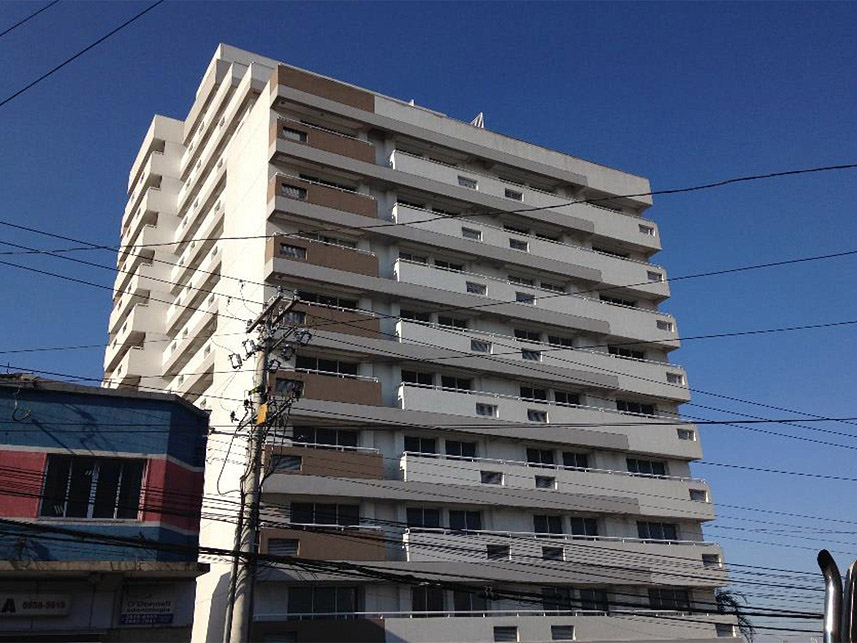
top-left (104, 44), bottom-right (736, 642)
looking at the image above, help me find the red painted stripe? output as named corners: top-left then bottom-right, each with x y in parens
top-left (0, 450), bottom-right (46, 518)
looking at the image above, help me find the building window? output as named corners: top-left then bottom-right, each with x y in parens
top-left (626, 458), bottom-right (667, 477)
top-left (476, 403), bottom-right (498, 417)
top-left (579, 589), bottom-right (609, 612)
top-left (296, 291), bottom-right (357, 309)
top-left (547, 335), bottom-right (574, 348)
top-left (471, 339), bottom-right (492, 353)
top-left (535, 475), bottom-right (556, 489)
top-left (274, 378), bottom-right (304, 399)
top-left (404, 436), bottom-right (437, 456)
top-left (616, 399), bottom-right (656, 416)
top-left (462, 227), bottom-right (482, 241)
top-left (441, 376), bottom-right (472, 391)
top-left (592, 246), bottom-right (630, 259)
top-left (609, 345), bottom-right (645, 360)
top-left (449, 510), bottom-right (482, 531)
top-left (281, 184), bottom-right (307, 200)
top-left (509, 238), bottom-right (529, 252)
top-left (689, 488), bottom-right (708, 502)
top-left (400, 308), bottom-right (431, 322)
top-left (446, 440), bottom-right (477, 459)
top-left (290, 503), bottom-right (359, 526)
top-left (647, 271), bottom-right (663, 282)
top-left (412, 586), bottom-right (444, 612)
top-left (281, 127), bottom-right (308, 142)
top-left (562, 452), bottom-right (589, 469)
top-left (407, 507), bottom-right (441, 528)
top-left (542, 547), bottom-right (564, 561)
top-left (666, 372), bottom-right (684, 384)
top-left (504, 188), bottom-right (523, 201)
top-left (570, 517), bottom-right (599, 538)
top-left (486, 544), bottom-right (510, 560)
top-left (398, 199), bottom-right (426, 210)
top-left (526, 448), bottom-right (555, 466)
top-left (509, 275), bottom-right (535, 287)
top-left (480, 471), bottom-right (503, 485)
top-left (282, 310), bottom-right (306, 325)
top-left (466, 281), bottom-right (487, 295)
top-left (515, 292), bottom-right (536, 305)
top-left (435, 259), bottom-right (464, 272)
top-left (542, 587), bottom-right (573, 611)
top-left (493, 626), bottom-right (518, 642)
top-left (504, 224), bottom-right (529, 234)
top-left (521, 349), bottom-right (541, 361)
top-left (299, 232), bottom-right (358, 249)
top-left (657, 319), bottom-right (674, 332)
top-left (402, 370), bottom-right (434, 386)
top-left (639, 224), bottom-right (655, 236)
top-left (514, 328), bottom-right (541, 342)
top-left (453, 589), bottom-right (488, 614)
top-left (438, 315), bottom-right (468, 329)
top-left (534, 514), bottom-right (563, 535)
top-left (649, 588), bottom-right (691, 611)
top-left (40, 455), bottom-right (145, 520)
top-left (293, 426), bottom-right (359, 448)
top-left (295, 355), bottom-right (359, 376)
top-left (600, 294), bottom-right (638, 308)
top-left (677, 428), bottom-right (696, 441)
top-left (268, 538), bottom-right (299, 556)
top-left (458, 175), bottom-right (478, 189)
top-left (280, 244), bottom-right (307, 259)
top-left (287, 586), bottom-right (357, 616)
top-left (637, 521), bottom-right (679, 542)
top-left (716, 624), bottom-right (736, 638)
top-left (551, 625), bottom-right (575, 640)
top-left (554, 391), bottom-right (580, 406)
top-left (541, 281), bottom-right (564, 293)
top-left (527, 409), bottom-right (548, 423)
top-left (520, 386), bottom-right (547, 401)
top-left (399, 252), bottom-right (428, 264)
top-left (271, 455), bottom-right (302, 472)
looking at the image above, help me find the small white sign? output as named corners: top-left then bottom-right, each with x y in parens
top-left (119, 585), bottom-right (175, 626)
top-left (0, 594), bottom-right (70, 617)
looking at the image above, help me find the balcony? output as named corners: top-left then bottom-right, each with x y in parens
top-left (403, 528), bottom-right (726, 586)
top-left (400, 453), bottom-right (713, 521)
top-left (162, 294), bottom-right (217, 375)
top-left (266, 443), bottom-right (383, 479)
top-left (395, 320), bottom-right (689, 402)
top-left (269, 235), bottom-right (378, 277)
top-left (260, 526), bottom-right (385, 561)
top-left (104, 302), bottom-right (164, 373)
top-left (274, 370), bottom-right (382, 406)
top-left (109, 264), bottom-right (156, 334)
top-left (397, 383), bottom-right (701, 459)
top-left (105, 345), bottom-right (160, 389)
top-left (166, 249), bottom-right (221, 333)
top-left (393, 259), bottom-right (678, 347)
top-left (273, 118), bottom-right (375, 164)
top-left (294, 302), bottom-right (381, 339)
top-left (268, 174), bottom-right (377, 219)
top-left (389, 151), bottom-right (661, 251)
top-left (393, 204), bottom-right (669, 298)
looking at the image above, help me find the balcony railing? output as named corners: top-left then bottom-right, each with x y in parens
top-left (401, 452), bottom-right (703, 484)
top-left (256, 608), bottom-right (702, 621)
top-left (404, 527), bottom-right (712, 548)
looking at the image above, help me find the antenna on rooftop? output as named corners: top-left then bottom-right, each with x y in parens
top-left (470, 112), bottom-right (485, 128)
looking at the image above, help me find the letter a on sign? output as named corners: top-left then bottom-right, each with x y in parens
top-left (1, 598), bottom-right (15, 613)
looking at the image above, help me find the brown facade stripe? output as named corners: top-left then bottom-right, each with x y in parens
top-left (268, 175), bottom-right (378, 219)
top-left (276, 65), bottom-right (375, 112)
top-left (272, 119), bottom-right (375, 164)
top-left (270, 236), bottom-right (379, 277)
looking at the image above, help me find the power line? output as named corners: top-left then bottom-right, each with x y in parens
top-left (0, 0), bottom-right (166, 109)
top-left (0, 0), bottom-right (60, 39)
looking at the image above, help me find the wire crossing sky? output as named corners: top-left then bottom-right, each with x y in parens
top-left (1, 2), bottom-right (856, 638)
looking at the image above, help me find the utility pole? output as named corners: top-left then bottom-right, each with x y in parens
top-left (226, 289), bottom-right (306, 643)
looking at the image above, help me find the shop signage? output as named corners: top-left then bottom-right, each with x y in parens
top-left (119, 585), bottom-right (175, 626)
top-left (0, 594), bottom-right (70, 616)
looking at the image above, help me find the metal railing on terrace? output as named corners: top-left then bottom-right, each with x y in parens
top-left (404, 527), bottom-right (713, 548)
top-left (256, 608), bottom-right (701, 621)
top-left (394, 259), bottom-right (670, 316)
top-left (401, 451), bottom-right (703, 484)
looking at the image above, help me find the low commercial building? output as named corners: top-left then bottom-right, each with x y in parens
top-left (0, 374), bottom-right (209, 642)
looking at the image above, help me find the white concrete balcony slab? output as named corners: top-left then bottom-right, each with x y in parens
top-left (389, 151), bottom-right (661, 251)
top-left (118, 217), bottom-right (177, 270)
top-left (123, 181), bottom-right (177, 235)
top-left (396, 320), bottom-right (689, 402)
top-left (403, 528), bottom-right (726, 587)
top-left (393, 204), bottom-right (669, 298)
top-left (396, 383), bottom-right (701, 459)
top-left (393, 259), bottom-right (678, 347)
top-left (104, 302), bottom-right (165, 373)
top-left (162, 294), bottom-right (218, 375)
top-left (170, 212), bottom-right (222, 291)
top-left (174, 342), bottom-right (215, 397)
top-left (166, 249), bottom-right (221, 333)
top-left (114, 254), bottom-right (154, 300)
top-left (106, 344), bottom-right (161, 387)
top-left (109, 264), bottom-right (157, 334)
top-left (400, 453), bottom-right (714, 521)
top-left (175, 163), bottom-right (225, 242)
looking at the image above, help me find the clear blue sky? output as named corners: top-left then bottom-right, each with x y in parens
top-left (2, 1), bottom-right (856, 635)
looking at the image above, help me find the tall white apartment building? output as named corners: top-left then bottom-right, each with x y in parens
top-left (104, 44), bottom-right (736, 642)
